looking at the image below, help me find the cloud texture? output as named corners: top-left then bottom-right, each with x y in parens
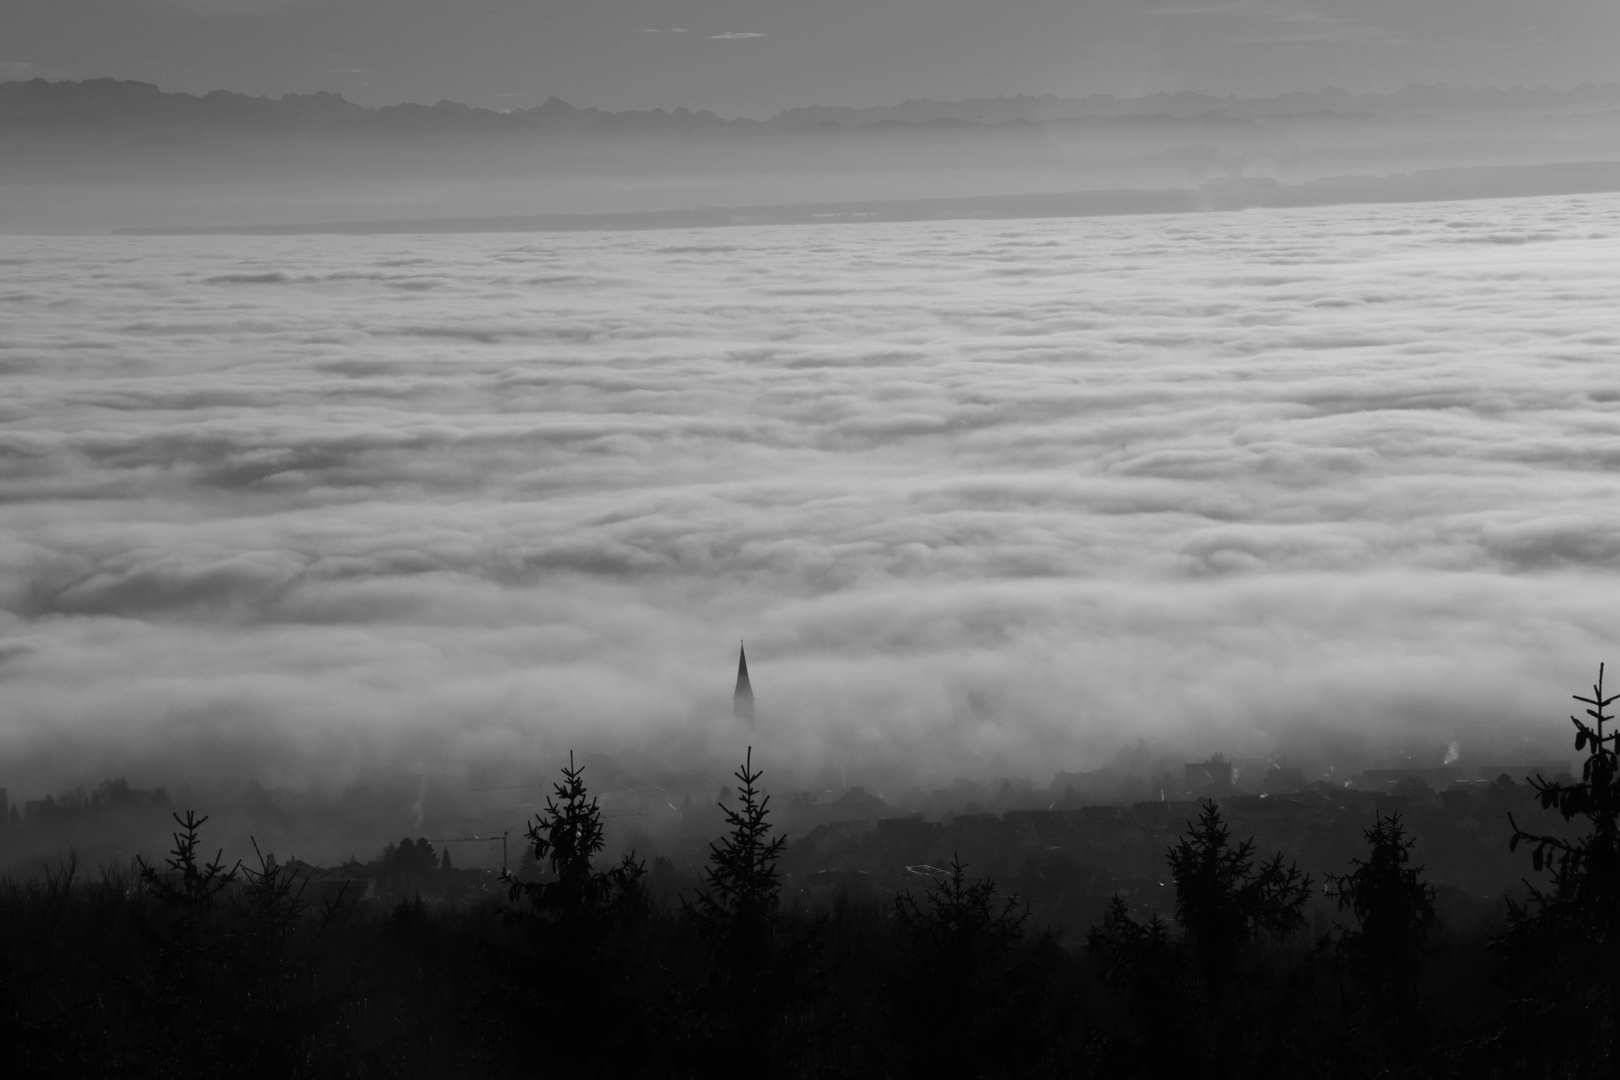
top-left (3, 195), bottom-right (1620, 795)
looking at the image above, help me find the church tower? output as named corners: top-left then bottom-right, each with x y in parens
top-left (733, 641), bottom-right (755, 725)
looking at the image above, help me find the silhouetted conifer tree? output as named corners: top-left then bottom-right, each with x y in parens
top-left (688, 747), bottom-right (785, 951)
top-left (1087, 894), bottom-right (1181, 1014)
top-left (1496, 664), bottom-right (1620, 1076)
top-left (503, 752), bottom-right (644, 926)
top-left (235, 837), bottom-right (307, 971)
top-left (1087, 892), bottom-right (1200, 1072)
top-left (1327, 813), bottom-right (1436, 1058)
top-left (137, 810), bottom-right (237, 976)
top-left (132, 811), bottom-right (240, 1079)
top-left (226, 837), bottom-right (353, 1077)
top-left (1169, 800), bottom-right (1311, 1001)
top-left (894, 854), bottom-right (1029, 965)
top-left (888, 855), bottom-right (1045, 1079)
top-left (1329, 813), bottom-right (1436, 987)
top-left (1088, 801), bottom-right (1314, 1076)
top-left (487, 753), bottom-right (646, 1075)
top-left (681, 748), bottom-right (822, 1073)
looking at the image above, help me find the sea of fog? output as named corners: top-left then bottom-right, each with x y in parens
top-left (3, 194), bottom-right (1620, 798)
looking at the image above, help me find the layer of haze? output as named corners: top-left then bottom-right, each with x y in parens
top-left (5, 0), bottom-right (1619, 115)
top-left (3, 194), bottom-right (1619, 801)
top-left (10, 95), bottom-right (1620, 235)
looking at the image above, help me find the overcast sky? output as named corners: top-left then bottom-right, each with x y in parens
top-left (4, 0), bottom-right (1618, 117)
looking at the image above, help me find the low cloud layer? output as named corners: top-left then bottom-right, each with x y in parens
top-left (3, 194), bottom-right (1619, 797)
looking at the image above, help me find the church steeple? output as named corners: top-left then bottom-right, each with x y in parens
top-left (733, 641), bottom-right (755, 724)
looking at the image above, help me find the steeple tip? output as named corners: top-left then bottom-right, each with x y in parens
top-left (733, 640), bottom-right (754, 723)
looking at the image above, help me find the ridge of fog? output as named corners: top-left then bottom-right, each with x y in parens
top-left (2, 193), bottom-right (1619, 807)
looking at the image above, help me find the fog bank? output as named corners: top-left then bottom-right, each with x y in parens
top-left (3, 194), bottom-right (1619, 802)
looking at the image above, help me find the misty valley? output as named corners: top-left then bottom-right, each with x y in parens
top-left (7, 0), bottom-right (1620, 1060)
top-left (5, 112), bottom-right (1620, 1076)
top-left (1, 669), bottom-right (1617, 1077)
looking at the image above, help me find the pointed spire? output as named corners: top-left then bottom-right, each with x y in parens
top-left (734, 640), bottom-right (755, 724)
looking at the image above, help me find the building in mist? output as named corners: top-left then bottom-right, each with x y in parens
top-left (1184, 755), bottom-right (1235, 794)
top-left (734, 641), bottom-right (755, 725)
top-left (1475, 761), bottom-right (1572, 781)
top-left (1263, 764), bottom-right (1305, 794)
top-left (1359, 766), bottom-right (1465, 790)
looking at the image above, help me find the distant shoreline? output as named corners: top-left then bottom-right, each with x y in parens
top-left (112, 161), bottom-right (1620, 236)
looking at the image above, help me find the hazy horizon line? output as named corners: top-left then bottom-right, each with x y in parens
top-left (11, 74), bottom-right (1620, 124)
top-left (103, 164), bottom-right (1620, 238)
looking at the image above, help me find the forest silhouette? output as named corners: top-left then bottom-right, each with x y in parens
top-left (1, 671), bottom-right (1617, 1078)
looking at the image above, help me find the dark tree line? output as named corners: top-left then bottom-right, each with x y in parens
top-left (4, 672), bottom-right (1620, 1078)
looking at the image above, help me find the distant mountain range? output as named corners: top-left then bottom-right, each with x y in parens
top-left (6, 78), bottom-right (1620, 140)
top-left (771, 84), bottom-right (1620, 126)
